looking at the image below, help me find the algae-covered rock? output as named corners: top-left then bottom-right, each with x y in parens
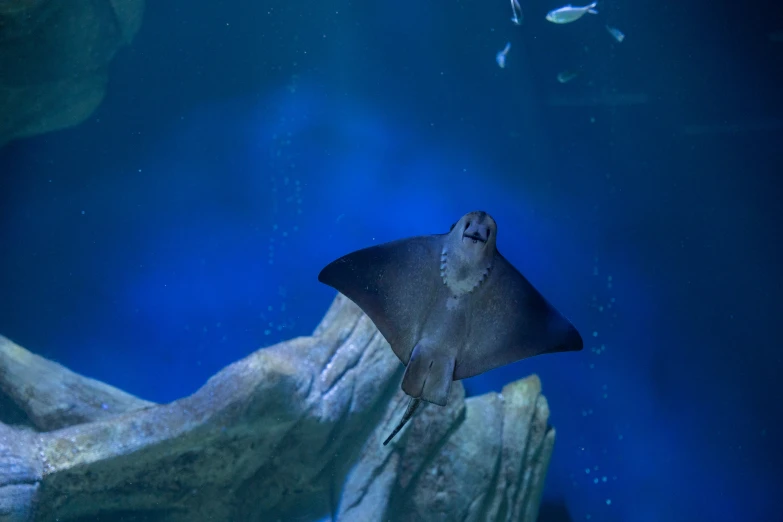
top-left (0, 0), bottom-right (145, 147)
top-left (0, 294), bottom-right (557, 521)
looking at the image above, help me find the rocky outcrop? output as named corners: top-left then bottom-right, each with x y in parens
top-left (0, 293), bottom-right (556, 522)
top-left (0, 336), bottom-right (153, 431)
top-left (0, 0), bottom-right (145, 147)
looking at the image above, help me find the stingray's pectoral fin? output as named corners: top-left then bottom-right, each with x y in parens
top-left (382, 396), bottom-right (422, 446)
top-left (400, 342), bottom-right (455, 407)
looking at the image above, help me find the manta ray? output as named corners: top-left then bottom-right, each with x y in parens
top-left (318, 211), bottom-right (583, 445)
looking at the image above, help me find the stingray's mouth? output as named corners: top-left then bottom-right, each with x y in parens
top-left (462, 233), bottom-right (486, 244)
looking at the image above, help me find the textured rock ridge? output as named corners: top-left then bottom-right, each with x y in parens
top-left (0, 294), bottom-right (556, 521)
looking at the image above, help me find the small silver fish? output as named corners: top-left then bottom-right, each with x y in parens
top-left (496, 42), bottom-right (511, 68)
top-left (557, 70), bottom-right (579, 83)
top-left (606, 24), bottom-right (625, 42)
top-left (510, 0), bottom-right (523, 25)
top-left (545, 2), bottom-right (598, 24)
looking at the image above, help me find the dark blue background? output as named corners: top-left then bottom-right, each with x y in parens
top-left (1, 0), bottom-right (781, 520)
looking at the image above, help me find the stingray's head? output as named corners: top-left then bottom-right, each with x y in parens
top-left (447, 211), bottom-right (497, 262)
top-left (441, 211), bottom-right (497, 295)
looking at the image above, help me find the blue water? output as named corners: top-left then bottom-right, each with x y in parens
top-left (1, 0), bottom-right (781, 521)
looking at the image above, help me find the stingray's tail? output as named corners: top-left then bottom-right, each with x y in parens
top-left (383, 397), bottom-right (422, 446)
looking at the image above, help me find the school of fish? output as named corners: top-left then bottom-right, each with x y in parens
top-left (497, 0), bottom-right (626, 83)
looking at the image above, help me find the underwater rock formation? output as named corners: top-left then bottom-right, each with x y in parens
top-left (0, 0), bottom-right (144, 147)
top-left (0, 294), bottom-right (556, 522)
